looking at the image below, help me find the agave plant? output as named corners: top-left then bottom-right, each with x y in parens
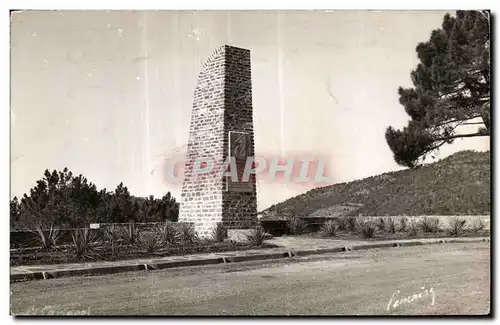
top-left (160, 222), bottom-right (179, 246)
top-left (71, 228), bottom-right (101, 260)
top-left (176, 223), bottom-right (198, 246)
top-left (398, 217), bottom-right (408, 232)
top-left (104, 225), bottom-right (122, 240)
top-left (30, 224), bottom-right (62, 250)
top-left (419, 217), bottom-right (441, 233)
top-left (103, 225), bottom-right (123, 257)
top-left (358, 220), bottom-right (376, 239)
top-left (137, 231), bottom-right (166, 254)
top-left (211, 222), bottom-right (228, 243)
top-left (375, 217), bottom-right (386, 232)
top-left (246, 226), bottom-right (272, 245)
top-left (288, 217), bottom-right (308, 235)
top-left (448, 218), bottom-right (467, 236)
top-left (470, 219), bottom-right (486, 234)
top-left (407, 223), bottom-right (418, 237)
top-left (386, 217), bottom-right (396, 234)
top-left (121, 223), bottom-right (141, 247)
top-left (347, 217), bottom-right (358, 233)
top-left (336, 216), bottom-right (349, 231)
top-left (320, 220), bottom-right (337, 237)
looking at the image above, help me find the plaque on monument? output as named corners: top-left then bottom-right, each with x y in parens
top-left (227, 131), bottom-right (254, 192)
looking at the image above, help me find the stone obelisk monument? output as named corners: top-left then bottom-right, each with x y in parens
top-left (178, 45), bottom-right (258, 238)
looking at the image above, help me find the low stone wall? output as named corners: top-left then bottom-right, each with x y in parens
top-left (260, 215), bottom-right (490, 236)
top-left (360, 215), bottom-right (490, 230)
top-left (227, 229), bottom-right (254, 242)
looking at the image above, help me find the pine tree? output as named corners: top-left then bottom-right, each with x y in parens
top-left (385, 10), bottom-right (490, 168)
top-left (67, 174), bottom-right (101, 226)
top-left (110, 182), bottom-right (133, 223)
top-left (12, 168), bottom-right (181, 228)
top-left (19, 178), bottom-right (51, 227)
top-left (161, 192), bottom-right (179, 222)
top-left (10, 197), bottom-right (20, 230)
top-left (16, 168), bottom-right (100, 228)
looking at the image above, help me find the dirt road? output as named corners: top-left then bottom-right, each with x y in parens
top-left (10, 242), bottom-right (490, 316)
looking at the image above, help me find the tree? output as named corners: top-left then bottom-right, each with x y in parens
top-left (385, 10), bottom-right (490, 168)
top-left (96, 188), bottom-right (114, 223)
top-left (15, 168), bottom-right (101, 228)
top-left (131, 196), bottom-right (156, 223)
top-left (19, 178), bottom-right (52, 228)
top-left (160, 192), bottom-right (179, 222)
top-left (109, 182), bottom-right (134, 223)
top-left (11, 167), bottom-right (181, 229)
top-left (10, 197), bottom-right (20, 230)
top-left (66, 174), bottom-right (101, 226)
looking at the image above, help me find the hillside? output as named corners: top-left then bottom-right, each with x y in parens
top-left (260, 150), bottom-right (491, 220)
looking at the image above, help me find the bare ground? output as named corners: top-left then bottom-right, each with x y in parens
top-left (10, 242), bottom-right (490, 316)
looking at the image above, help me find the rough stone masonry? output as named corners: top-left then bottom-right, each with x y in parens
top-left (178, 45), bottom-right (258, 237)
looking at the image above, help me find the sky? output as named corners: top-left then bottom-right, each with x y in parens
top-left (10, 10), bottom-right (490, 211)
